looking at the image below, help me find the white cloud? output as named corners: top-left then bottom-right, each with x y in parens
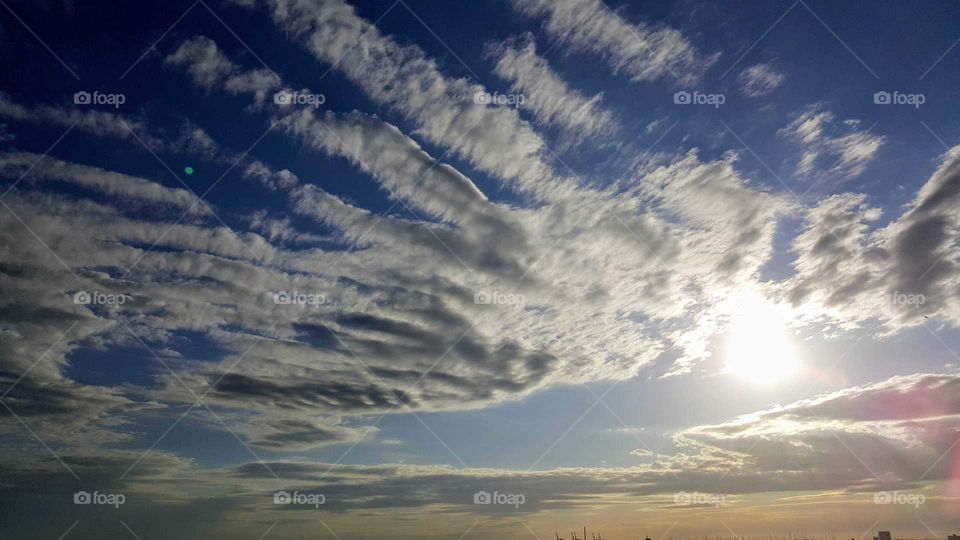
top-left (242, 160), bottom-right (299, 191)
top-left (3, 372), bottom-right (955, 539)
top-left (164, 36), bottom-right (236, 89)
top-left (7, 4), bottom-right (960, 538)
top-left (779, 107), bottom-right (884, 181)
top-left (780, 145), bottom-right (960, 332)
top-left (246, 209), bottom-right (327, 245)
top-left (4, 6), bottom-right (959, 503)
top-left (0, 94), bottom-right (225, 159)
top-left (0, 95), bottom-right (797, 455)
top-left (0, 93), bottom-right (158, 146)
top-left (678, 373), bottom-right (960, 485)
top-left (645, 117), bottom-right (667, 134)
top-left (508, 0), bottom-right (718, 85)
top-left (489, 34), bottom-right (618, 138)
top-left (165, 36), bottom-right (280, 105)
top-left (737, 63), bottom-right (785, 97)
top-left (229, 0), bottom-right (574, 202)
top-left (0, 151), bottom-right (206, 214)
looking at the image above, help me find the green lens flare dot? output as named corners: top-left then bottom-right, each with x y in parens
top-left (184, 167), bottom-right (194, 175)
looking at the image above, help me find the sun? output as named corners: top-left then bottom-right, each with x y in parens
top-left (725, 293), bottom-right (799, 384)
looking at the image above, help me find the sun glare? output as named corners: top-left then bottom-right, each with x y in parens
top-left (725, 293), bottom-right (799, 384)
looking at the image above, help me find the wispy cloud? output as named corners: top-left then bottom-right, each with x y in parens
top-left (737, 63), bottom-right (785, 97)
top-left (508, 0), bottom-right (718, 85)
top-left (488, 34), bottom-right (619, 139)
top-left (779, 106), bottom-right (884, 182)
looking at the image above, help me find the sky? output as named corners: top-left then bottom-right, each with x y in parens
top-left (1, 0), bottom-right (960, 538)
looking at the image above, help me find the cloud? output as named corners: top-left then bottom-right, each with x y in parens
top-left (7, 3), bottom-right (960, 538)
top-left (0, 19), bottom-right (855, 464)
top-left (0, 93), bottom-right (159, 146)
top-left (737, 63), bottom-right (785, 97)
top-left (645, 118), bottom-right (668, 134)
top-left (678, 373), bottom-right (960, 486)
top-left (0, 94), bottom-right (225, 159)
top-left (242, 160), bottom-right (299, 191)
top-left (488, 34), bottom-right (618, 139)
top-left (2, 373), bottom-right (956, 539)
top-left (780, 145), bottom-right (960, 331)
top-left (0, 151), bottom-right (206, 214)
top-left (508, 0), bottom-right (718, 85)
top-left (165, 36), bottom-right (280, 105)
top-left (223, 0), bottom-right (568, 201)
top-left (5, 7), bottom-right (960, 517)
top-left (177, 121), bottom-right (220, 157)
top-left (778, 106), bottom-right (885, 182)
top-left (0, 87), bottom-right (797, 458)
top-left (245, 209), bottom-right (327, 245)
top-left (164, 36), bottom-right (236, 89)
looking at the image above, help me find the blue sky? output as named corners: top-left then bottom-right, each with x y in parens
top-left (2, 0), bottom-right (960, 539)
